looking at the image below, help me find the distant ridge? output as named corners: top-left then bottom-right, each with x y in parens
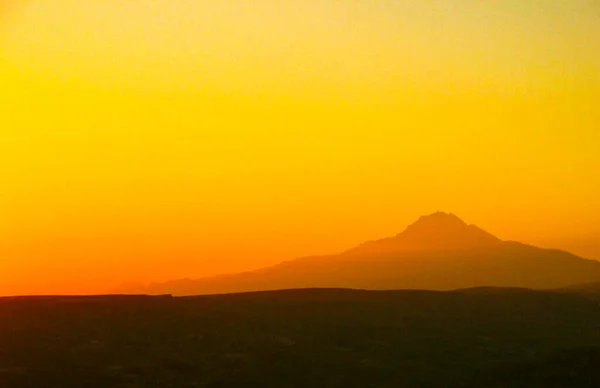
top-left (554, 281), bottom-right (600, 292)
top-left (0, 294), bottom-right (173, 301)
top-left (120, 212), bottom-right (600, 296)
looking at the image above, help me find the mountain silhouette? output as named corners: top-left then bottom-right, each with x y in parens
top-left (124, 212), bottom-right (600, 296)
top-left (344, 211), bottom-right (500, 255)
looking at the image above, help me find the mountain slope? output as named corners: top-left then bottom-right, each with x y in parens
top-left (128, 212), bottom-right (600, 296)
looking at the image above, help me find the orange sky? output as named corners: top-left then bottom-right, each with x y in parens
top-left (1, 1), bottom-right (599, 295)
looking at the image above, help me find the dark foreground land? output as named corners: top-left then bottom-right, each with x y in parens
top-left (1, 288), bottom-right (600, 388)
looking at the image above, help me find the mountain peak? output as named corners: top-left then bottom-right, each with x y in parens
top-left (399, 211), bottom-right (500, 247)
top-left (407, 212), bottom-right (467, 230)
top-left (345, 212), bottom-right (501, 256)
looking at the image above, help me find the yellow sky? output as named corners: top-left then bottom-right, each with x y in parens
top-left (1, 0), bottom-right (599, 295)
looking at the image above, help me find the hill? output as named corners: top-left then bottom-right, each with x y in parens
top-left (2, 288), bottom-right (600, 387)
top-left (126, 212), bottom-right (600, 296)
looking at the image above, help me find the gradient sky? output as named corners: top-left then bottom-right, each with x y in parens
top-left (1, 0), bottom-right (599, 295)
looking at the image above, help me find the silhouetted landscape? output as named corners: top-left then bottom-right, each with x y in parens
top-left (2, 287), bottom-right (600, 387)
top-left (123, 213), bottom-right (600, 296)
top-left (4, 0), bottom-right (598, 386)
top-left (2, 213), bottom-right (600, 387)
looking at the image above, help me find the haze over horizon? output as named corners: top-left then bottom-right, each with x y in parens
top-left (1, 1), bottom-right (599, 295)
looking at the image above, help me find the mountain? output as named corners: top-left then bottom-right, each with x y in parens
top-left (344, 212), bottom-right (501, 255)
top-left (126, 212), bottom-right (600, 296)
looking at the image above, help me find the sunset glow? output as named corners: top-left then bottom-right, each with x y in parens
top-left (1, 1), bottom-right (599, 295)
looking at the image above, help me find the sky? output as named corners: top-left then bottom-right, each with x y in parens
top-left (1, 0), bottom-right (599, 295)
